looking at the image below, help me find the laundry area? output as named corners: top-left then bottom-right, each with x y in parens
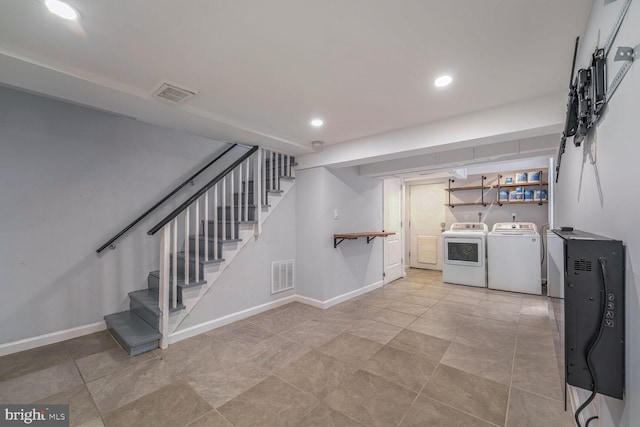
top-left (398, 166), bottom-right (551, 294)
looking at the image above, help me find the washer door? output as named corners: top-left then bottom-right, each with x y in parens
top-left (444, 237), bottom-right (484, 267)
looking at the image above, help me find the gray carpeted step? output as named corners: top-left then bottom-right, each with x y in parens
top-left (104, 311), bottom-right (161, 356)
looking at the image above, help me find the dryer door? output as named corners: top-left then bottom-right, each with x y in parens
top-left (444, 237), bottom-right (484, 267)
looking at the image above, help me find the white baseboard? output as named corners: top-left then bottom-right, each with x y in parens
top-left (322, 281), bottom-right (384, 308)
top-left (296, 281), bottom-right (384, 309)
top-left (0, 321), bottom-right (106, 357)
top-left (0, 279), bottom-right (384, 356)
top-left (168, 295), bottom-right (296, 345)
top-left (169, 281), bottom-right (384, 344)
top-left (295, 295), bottom-right (325, 308)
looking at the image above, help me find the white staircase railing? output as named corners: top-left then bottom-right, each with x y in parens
top-left (150, 147), bottom-right (295, 348)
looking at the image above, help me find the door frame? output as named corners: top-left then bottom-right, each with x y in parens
top-left (383, 177), bottom-right (405, 284)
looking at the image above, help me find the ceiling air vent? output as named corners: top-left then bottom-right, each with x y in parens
top-left (152, 82), bottom-right (197, 104)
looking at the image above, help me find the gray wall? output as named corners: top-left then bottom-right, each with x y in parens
top-left (296, 166), bottom-right (383, 302)
top-left (0, 86), bottom-right (231, 344)
top-left (554, 1), bottom-right (639, 425)
top-left (178, 187), bottom-right (297, 329)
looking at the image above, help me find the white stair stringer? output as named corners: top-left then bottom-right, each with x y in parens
top-left (166, 178), bottom-right (294, 335)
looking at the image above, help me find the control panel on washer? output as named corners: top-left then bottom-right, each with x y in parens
top-left (492, 222), bottom-right (538, 233)
top-left (450, 223), bottom-right (488, 232)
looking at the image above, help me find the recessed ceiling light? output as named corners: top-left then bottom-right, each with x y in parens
top-left (45, 0), bottom-right (79, 20)
top-left (434, 75), bottom-right (453, 88)
top-left (310, 119), bottom-right (324, 127)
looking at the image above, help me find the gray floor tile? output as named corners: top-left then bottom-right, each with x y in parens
top-left (281, 319), bottom-right (345, 347)
top-left (316, 333), bottom-right (382, 367)
top-left (365, 308), bottom-right (417, 328)
top-left (400, 394), bottom-right (494, 427)
top-left (442, 293), bottom-right (483, 306)
top-left (0, 342), bottom-right (72, 382)
top-left (421, 306), bottom-right (471, 326)
top-left (333, 300), bottom-right (381, 318)
top-left (297, 403), bottom-right (364, 426)
top-left (158, 335), bottom-right (250, 377)
top-left (454, 318), bottom-right (518, 352)
top-left (276, 301), bottom-right (325, 319)
top-left (0, 270), bottom-right (575, 427)
top-left (441, 341), bottom-right (514, 385)
top-left (324, 369), bottom-right (417, 427)
top-left (387, 329), bottom-right (451, 363)
top-left (398, 294), bottom-right (440, 307)
top-left (103, 380), bottom-right (211, 427)
top-left (86, 358), bottom-right (176, 414)
top-left (386, 300), bottom-right (430, 315)
top-left (187, 359), bottom-right (269, 408)
top-left (472, 304), bottom-right (521, 323)
top-left (76, 347), bottom-right (157, 382)
top-left (35, 384), bottom-right (101, 427)
top-left (250, 335), bottom-right (310, 372)
top-left (515, 328), bottom-right (556, 358)
top-left (511, 353), bottom-right (563, 401)
top-left (506, 387), bottom-right (575, 427)
top-left (207, 320), bottom-right (275, 346)
top-left (422, 364), bottom-right (509, 426)
top-left (276, 349), bottom-right (354, 398)
top-left (432, 300), bottom-right (478, 314)
top-left (218, 376), bottom-right (319, 427)
top-left (0, 361), bottom-right (83, 404)
top-left (348, 318), bottom-right (402, 345)
top-left (362, 345), bottom-right (435, 392)
top-left (406, 316), bottom-right (461, 341)
top-left (64, 331), bottom-right (118, 360)
top-left (186, 410), bottom-right (234, 427)
top-left (247, 309), bottom-right (309, 334)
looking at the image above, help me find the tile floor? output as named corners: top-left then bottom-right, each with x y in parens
top-left (0, 269), bottom-right (575, 426)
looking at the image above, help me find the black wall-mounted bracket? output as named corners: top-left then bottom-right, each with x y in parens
top-left (333, 237), bottom-right (353, 248)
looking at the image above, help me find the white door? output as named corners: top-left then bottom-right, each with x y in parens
top-left (410, 184), bottom-right (445, 270)
top-left (383, 178), bottom-right (404, 284)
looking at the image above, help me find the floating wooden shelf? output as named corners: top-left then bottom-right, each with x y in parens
top-left (444, 185), bottom-right (486, 192)
top-left (498, 181), bottom-right (548, 188)
top-left (445, 200), bottom-right (549, 207)
top-left (444, 182), bottom-right (548, 192)
top-left (445, 202), bottom-right (488, 207)
top-left (333, 232), bottom-right (396, 248)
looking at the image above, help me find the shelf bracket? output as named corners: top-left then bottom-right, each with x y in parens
top-left (366, 236), bottom-right (377, 244)
top-left (481, 176), bottom-right (487, 206)
top-left (334, 237), bottom-right (346, 248)
top-left (448, 179), bottom-right (454, 207)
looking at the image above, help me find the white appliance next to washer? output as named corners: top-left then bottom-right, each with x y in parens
top-left (442, 223), bottom-right (488, 288)
top-left (488, 222), bottom-right (542, 295)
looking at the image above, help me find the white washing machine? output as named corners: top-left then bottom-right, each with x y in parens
top-left (442, 223), bottom-right (488, 288)
top-left (487, 222), bottom-right (542, 295)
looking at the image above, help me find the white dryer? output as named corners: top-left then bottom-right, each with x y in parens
top-left (487, 222), bottom-right (542, 295)
top-left (442, 223), bottom-right (488, 288)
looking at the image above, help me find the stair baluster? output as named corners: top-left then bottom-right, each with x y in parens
top-left (105, 146), bottom-right (296, 355)
top-left (194, 199), bottom-right (200, 283)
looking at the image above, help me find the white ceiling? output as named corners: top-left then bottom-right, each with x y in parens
top-left (0, 0), bottom-right (591, 157)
